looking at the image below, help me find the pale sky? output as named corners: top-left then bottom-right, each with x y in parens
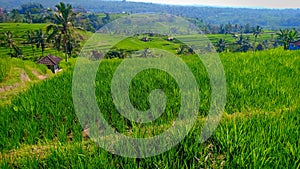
top-left (127, 0), bottom-right (300, 9)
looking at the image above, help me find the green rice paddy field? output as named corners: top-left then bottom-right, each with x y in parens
top-left (0, 23), bottom-right (299, 168)
top-left (0, 23), bottom-right (273, 60)
top-left (0, 23), bottom-right (90, 60)
top-left (0, 48), bottom-right (299, 168)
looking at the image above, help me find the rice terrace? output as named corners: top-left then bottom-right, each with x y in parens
top-left (0, 0), bottom-right (299, 168)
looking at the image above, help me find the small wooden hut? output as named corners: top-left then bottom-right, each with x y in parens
top-left (37, 54), bottom-right (62, 73)
top-left (167, 37), bottom-right (174, 41)
top-left (141, 37), bottom-right (149, 42)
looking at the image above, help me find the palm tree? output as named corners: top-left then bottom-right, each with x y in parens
top-left (25, 11), bottom-right (32, 24)
top-left (1, 31), bottom-right (19, 57)
top-left (216, 38), bottom-right (227, 53)
top-left (235, 34), bottom-right (252, 52)
top-left (277, 29), bottom-right (298, 50)
top-left (24, 30), bottom-right (36, 57)
top-left (11, 9), bottom-right (21, 22)
top-left (253, 25), bottom-right (263, 52)
top-left (66, 34), bottom-right (81, 58)
top-left (47, 2), bottom-right (83, 62)
top-left (51, 33), bottom-right (62, 55)
top-left (35, 29), bottom-right (47, 57)
top-left (288, 29), bottom-right (298, 43)
top-left (276, 29), bottom-right (289, 50)
top-left (1, 31), bottom-right (13, 54)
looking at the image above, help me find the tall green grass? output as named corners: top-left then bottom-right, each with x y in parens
top-left (0, 48), bottom-right (299, 168)
top-left (1, 110), bottom-right (298, 168)
top-left (0, 57), bottom-right (11, 83)
top-left (0, 58), bottom-right (53, 106)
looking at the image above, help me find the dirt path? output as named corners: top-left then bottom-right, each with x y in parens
top-left (0, 69), bottom-right (48, 94)
top-left (20, 70), bottom-right (31, 82)
top-left (32, 70), bottom-right (48, 80)
top-left (0, 83), bottom-right (20, 93)
top-left (0, 70), bottom-right (30, 93)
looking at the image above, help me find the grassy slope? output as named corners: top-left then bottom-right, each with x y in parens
top-left (0, 57), bottom-right (53, 106)
top-left (0, 48), bottom-right (299, 168)
top-left (0, 22), bottom-right (92, 105)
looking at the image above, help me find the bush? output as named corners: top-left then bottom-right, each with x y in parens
top-left (105, 48), bottom-right (128, 59)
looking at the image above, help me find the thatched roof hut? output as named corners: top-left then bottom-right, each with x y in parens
top-left (37, 54), bottom-right (62, 73)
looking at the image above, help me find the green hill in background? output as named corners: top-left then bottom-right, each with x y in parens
top-left (0, 0), bottom-right (300, 29)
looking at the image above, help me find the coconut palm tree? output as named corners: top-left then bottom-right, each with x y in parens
top-left (1, 31), bottom-right (21, 57)
top-left (277, 29), bottom-right (298, 50)
top-left (276, 29), bottom-right (289, 50)
top-left (46, 2), bottom-right (83, 62)
top-left (35, 29), bottom-right (47, 57)
top-left (65, 34), bottom-right (81, 58)
top-left (1, 31), bottom-right (14, 54)
top-left (11, 9), bottom-right (21, 22)
top-left (23, 30), bottom-right (36, 57)
top-left (216, 38), bottom-right (227, 53)
top-left (52, 33), bottom-right (62, 55)
top-left (253, 25), bottom-right (263, 52)
top-left (235, 34), bottom-right (252, 52)
top-left (287, 29), bottom-right (299, 42)
top-left (25, 11), bottom-right (32, 24)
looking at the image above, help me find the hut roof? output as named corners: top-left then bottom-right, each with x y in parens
top-left (37, 54), bottom-right (62, 66)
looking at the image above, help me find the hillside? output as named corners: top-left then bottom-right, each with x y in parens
top-left (1, 0), bottom-right (300, 29)
top-left (0, 57), bottom-right (57, 105)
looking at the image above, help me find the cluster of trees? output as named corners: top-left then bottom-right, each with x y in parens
top-left (2, 1), bottom-right (300, 30)
top-left (190, 18), bottom-right (266, 35)
top-left (0, 2), bottom-right (85, 61)
top-left (0, 4), bottom-right (48, 23)
top-left (1, 2), bottom-right (299, 61)
top-left (2, 2), bottom-right (299, 34)
top-left (0, 31), bottom-right (22, 58)
top-left (215, 28), bottom-right (299, 53)
top-left (0, 3), bottom-right (115, 32)
top-left (215, 26), bottom-right (264, 53)
top-left (12, 0), bottom-right (296, 30)
top-left (74, 12), bottom-right (115, 32)
top-left (215, 35), bottom-right (256, 53)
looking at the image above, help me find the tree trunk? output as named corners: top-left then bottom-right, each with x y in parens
top-left (64, 36), bottom-right (68, 62)
top-left (253, 37), bottom-right (257, 52)
top-left (65, 47), bottom-right (68, 62)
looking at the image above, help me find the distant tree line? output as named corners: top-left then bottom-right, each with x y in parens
top-left (1, 1), bottom-right (300, 30)
top-left (32, 0), bottom-right (300, 30)
top-left (0, 2), bottom-right (87, 61)
top-left (1, 2), bottom-right (280, 35)
top-left (189, 18), bottom-right (266, 35)
top-left (0, 2), bottom-right (299, 61)
top-left (214, 28), bottom-right (299, 53)
top-left (0, 3), bottom-right (119, 32)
